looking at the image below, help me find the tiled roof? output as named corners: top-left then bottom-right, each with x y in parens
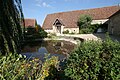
top-left (24, 19), bottom-right (36, 28)
top-left (42, 6), bottom-right (120, 29)
top-left (109, 10), bottom-right (120, 18)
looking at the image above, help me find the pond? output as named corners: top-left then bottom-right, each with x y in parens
top-left (21, 40), bottom-right (76, 61)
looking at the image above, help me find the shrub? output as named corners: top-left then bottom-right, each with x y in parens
top-left (0, 53), bottom-right (59, 80)
top-left (0, 53), bottom-right (42, 80)
top-left (79, 28), bottom-right (93, 34)
top-left (64, 37), bottom-right (120, 80)
top-left (90, 24), bottom-right (100, 33)
top-left (39, 30), bottom-right (47, 38)
top-left (70, 33), bottom-right (74, 34)
top-left (47, 33), bottom-right (57, 38)
top-left (63, 30), bottom-right (69, 34)
top-left (79, 24), bottom-right (102, 34)
top-left (38, 56), bottom-right (59, 80)
top-left (25, 27), bottom-right (47, 40)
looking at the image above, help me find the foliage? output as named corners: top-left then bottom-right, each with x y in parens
top-left (79, 28), bottom-right (93, 34)
top-left (79, 24), bottom-right (100, 34)
top-left (38, 56), bottom-right (59, 80)
top-left (0, 53), bottom-right (60, 80)
top-left (77, 15), bottom-right (92, 29)
top-left (0, 0), bottom-right (24, 54)
top-left (0, 53), bottom-right (43, 80)
top-left (25, 27), bottom-right (36, 35)
top-left (47, 33), bottom-right (57, 39)
top-left (38, 28), bottom-right (48, 38)
top-left (90, 24), bottom-right (100, 33)
top-left (63, 30), bottom-right (69, 34)
top-left (25, 27), bottom-right (47, 40)
top-left (64, 37), bottom-right (120, 80)
top-left (77, 15), bottom-right (104, 34)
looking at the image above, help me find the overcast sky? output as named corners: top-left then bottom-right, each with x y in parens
top-left (22, 0), bottom-right (120, 26)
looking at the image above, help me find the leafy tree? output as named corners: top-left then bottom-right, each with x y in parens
top-left (77, 14), bottom-right (92, 29)
top-left (0, 0), bottom-right (24, 54)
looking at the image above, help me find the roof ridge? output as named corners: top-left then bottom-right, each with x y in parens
top-left (48, 5), bottom-right (119, 15)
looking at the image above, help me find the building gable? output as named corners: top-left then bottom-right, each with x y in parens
top-left (53, 19), bottom-right (64, 26)
top-left (24, 19), bottom-right (36, 28)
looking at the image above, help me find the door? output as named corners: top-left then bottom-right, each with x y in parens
top-left (57, 26), bottom-right (61, 34)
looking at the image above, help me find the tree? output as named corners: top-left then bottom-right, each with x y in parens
top-left (77, 15), bottom-right (92, 29)
top-left (0, 0), bottom-right (24, 55)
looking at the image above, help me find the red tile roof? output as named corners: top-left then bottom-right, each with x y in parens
top-left (24, 19), bottom-right (36, 28)
top-left (42, 6), bottom-right (120, 29)
top-left (109, 10), bottom-right (120, 18)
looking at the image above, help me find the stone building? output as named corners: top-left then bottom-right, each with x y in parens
top-left (23, 19), bottom-right (39, 33)
top-left (108, 10), bottom-right (120, 35)
top-left (42, 6), bottom-right (120, 34)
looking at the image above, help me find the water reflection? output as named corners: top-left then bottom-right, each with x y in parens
top-left (21, 40), bottom-right (75, 61)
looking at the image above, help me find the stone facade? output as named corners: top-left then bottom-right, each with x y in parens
top-left (108, 10), bottom-right (120, 35)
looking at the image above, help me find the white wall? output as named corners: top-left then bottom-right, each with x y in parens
top-left (52, 25), bottom-right (65, 34)
top-left (91, 19), bottom-right (108, 24)
top-left (64, 28), bottom-right (79, 34)
top-left (45, 29), bottom-right (53, 33)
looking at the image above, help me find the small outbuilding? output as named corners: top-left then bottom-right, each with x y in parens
top-left (108, 10), bottom-right (120, 35)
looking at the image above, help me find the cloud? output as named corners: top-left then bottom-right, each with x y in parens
top-left (35, 0), bottom-right (52, 8)
top-left (42, 2), bottom-right (51, 7)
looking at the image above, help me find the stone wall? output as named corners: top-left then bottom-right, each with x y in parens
top-left (108, 11), bottom-right (120, 35)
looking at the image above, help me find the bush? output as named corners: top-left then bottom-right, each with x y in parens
top-left (79, 24), bottom-right (101, 34)
top-left (0, 53), bottom-right (59, 80)
top-left (70, 32), bottom-right (75, 34)
top-left (90, 24), bottom-right (100, 33)
top-left (38, 56), bottom-right (59, 80)
top-left (0, 53), bottom-right (42, 80)
top-left (64, 37), bottom-right (120, 80)
top-left (39, 30), bottom-right (47, 38)
top-left (25, 27), bottom-right (47, 40)
top-left (79, 28), bottom-right (93, 34)
top-left (63, 30), bottom-right (69, 34)
top-left (47, 33), bottom-right (57, 38)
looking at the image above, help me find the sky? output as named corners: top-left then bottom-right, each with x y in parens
top-left (22, 0), bottom-right (120, 26)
